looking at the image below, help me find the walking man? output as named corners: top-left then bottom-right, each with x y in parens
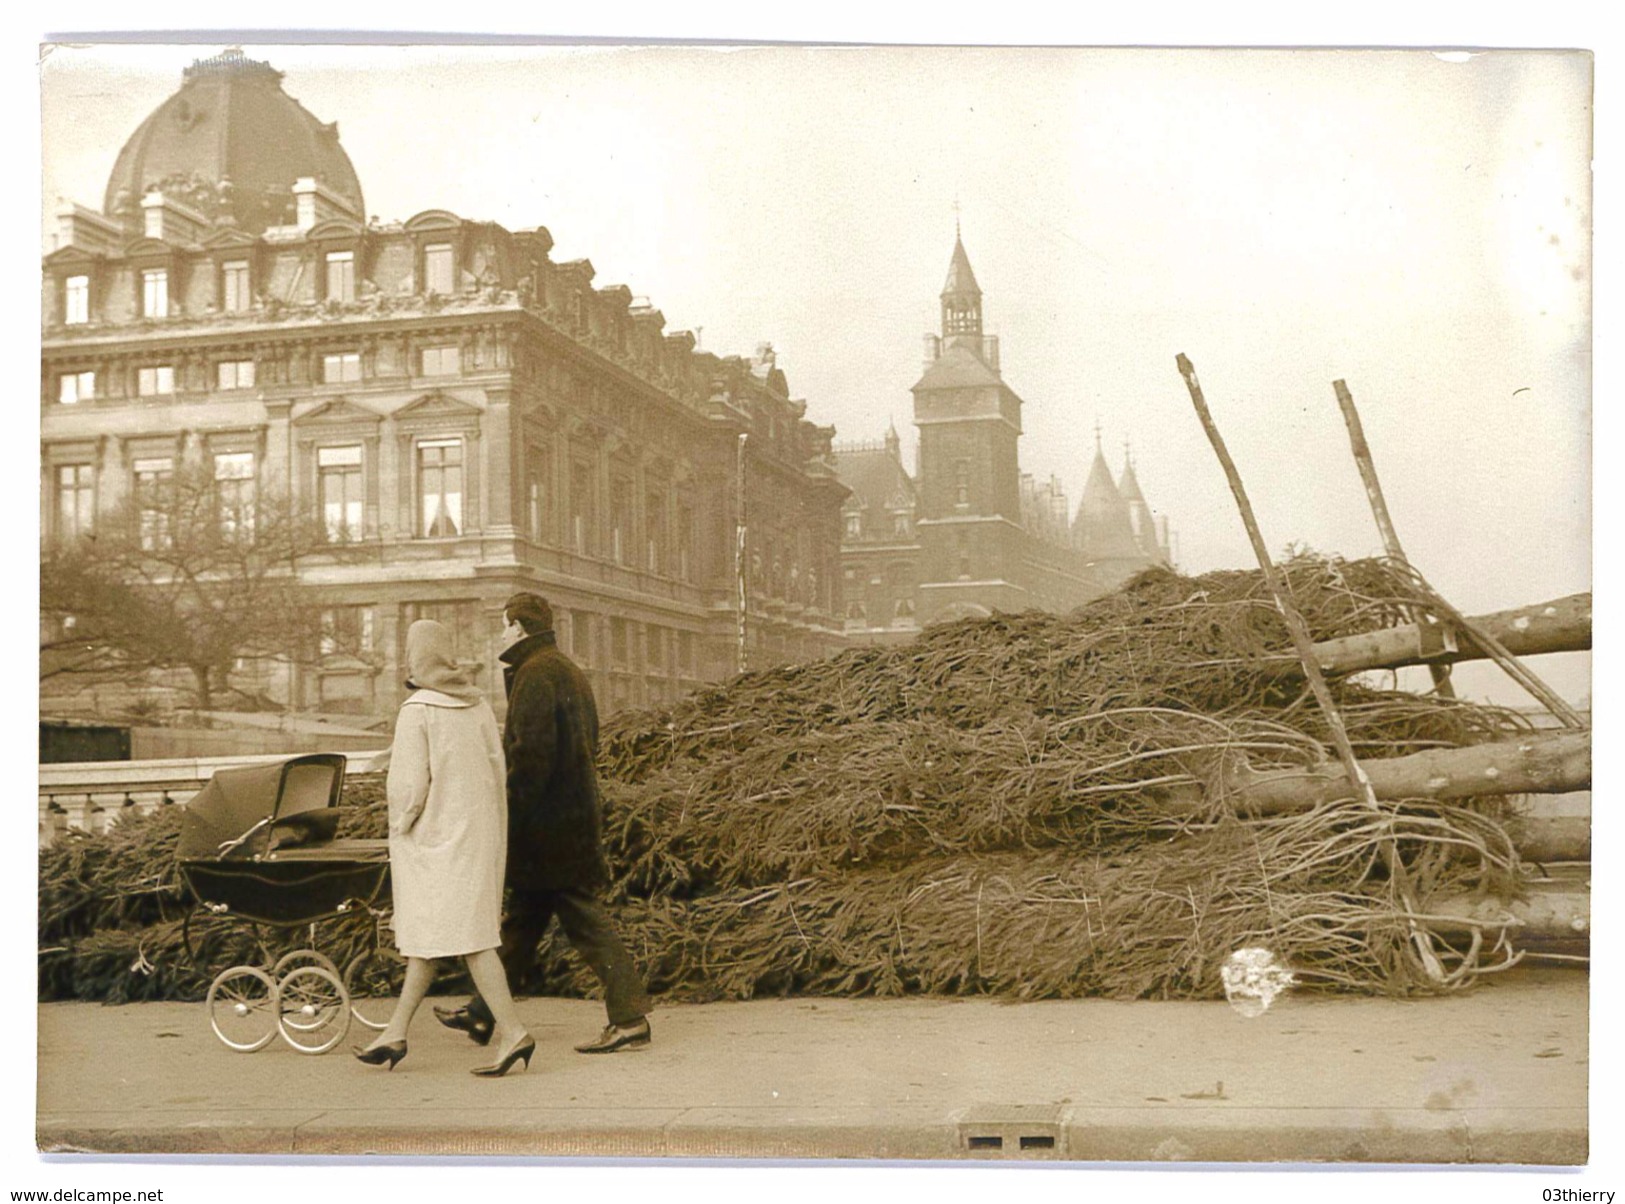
top-left (435, 592), bottom-right (652, 1054)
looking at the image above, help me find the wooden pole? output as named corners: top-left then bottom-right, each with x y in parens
top-left (1154, 728), bottom-right (1592, 817)
top-left (736, 432), bottom-right (749, 675)
top-left (1247, 592), bottom-right (1591, 678)
top-left (1177, 355), bottom-right (1376, 804)
top-left (1331, 380), bottom-right (1455, 698)
top-left (1177, 353), bottom-right (1445, 983)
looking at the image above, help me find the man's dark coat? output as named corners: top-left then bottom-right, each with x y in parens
top-left (499, 631), bottom-right (610, 892)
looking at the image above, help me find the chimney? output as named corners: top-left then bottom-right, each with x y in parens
top-left (293, 177), bottom-right (362, 232)
top-left (141, 192), bottom-right (208, 245)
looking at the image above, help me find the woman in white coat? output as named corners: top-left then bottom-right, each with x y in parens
top-left (355, 620), bottom-right (534, 1076)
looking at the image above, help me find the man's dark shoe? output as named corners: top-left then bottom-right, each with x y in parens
top-left (433, 1004), bottom-right (494, 1046)
top-left (574, 1017), bottom-right (651, 1054)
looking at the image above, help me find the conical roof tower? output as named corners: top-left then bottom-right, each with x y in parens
top-left (1073, 427), bottom-right (1140, 559)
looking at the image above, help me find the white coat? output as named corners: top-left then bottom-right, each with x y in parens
top-left (385, 689), bottom-right (508, 959)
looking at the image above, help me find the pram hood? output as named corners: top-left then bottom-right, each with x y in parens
top-left (176, 754), bottom-right (346, 861)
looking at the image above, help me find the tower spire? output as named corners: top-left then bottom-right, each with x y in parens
top-left (940, 222), bottom-right (983, 340)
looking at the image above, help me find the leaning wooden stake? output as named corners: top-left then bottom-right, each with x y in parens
top-left (1177, 353), bottom-right (1447, 984)
top-left (1179, 356), bottom-right (1380, 803)
top-left (1331, 379), bottom-right (1456, 698)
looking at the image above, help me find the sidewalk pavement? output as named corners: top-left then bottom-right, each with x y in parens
top-left (36, 968), bottom-right (1587, 1164)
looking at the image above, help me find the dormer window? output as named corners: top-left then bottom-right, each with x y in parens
top-left (222, 261), bottom-right (251, 312)
top-left (325, 251), bottom-right (355, 303)
top-left (142, 269), bottom-right (169, 319)
top-left (64, 276), bottom-right (90, 325)
top-left (844, 512), bottom-right (861, 539)
top-left (424, 243), bottom-right (455, 295)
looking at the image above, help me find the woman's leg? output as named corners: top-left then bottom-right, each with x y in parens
top-left (464, 947), bottom-right (529, 1055)
top-left (363, 955), bottom-right (434, 1048)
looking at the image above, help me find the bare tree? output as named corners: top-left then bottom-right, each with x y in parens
top-left (40, 463), bottom-right (344, 712)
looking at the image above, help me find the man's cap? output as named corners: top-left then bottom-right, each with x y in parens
top-left (504, 592), bottom-right (554, 633)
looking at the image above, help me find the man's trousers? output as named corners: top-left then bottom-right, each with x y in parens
top-left (467, 887), bottom-right (651, 1026)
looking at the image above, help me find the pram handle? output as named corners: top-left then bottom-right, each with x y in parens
top-left (217, 817), bottom-right (272, 859)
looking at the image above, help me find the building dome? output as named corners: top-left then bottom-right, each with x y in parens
top-left (103, 50), bottom-right (364, 236)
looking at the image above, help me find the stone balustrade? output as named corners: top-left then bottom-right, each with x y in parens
top-left (38, 749), bottom-right (391, 847)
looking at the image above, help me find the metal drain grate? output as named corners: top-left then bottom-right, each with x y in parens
top-left (957, 1104), bottom-right (1066, 1158)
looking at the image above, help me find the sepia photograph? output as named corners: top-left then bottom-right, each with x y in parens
top-left (28, 28), bottom-right (1598, 1187)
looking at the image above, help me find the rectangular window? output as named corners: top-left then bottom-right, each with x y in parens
top-left (645, 491), bottom-right (667, 574)
top-left (137, 366), bottom-right (175, 397)
top-left (320, 605), bottom-right (376, 657)
top-left (222, 260), bottom-right (251, 312)
top-left (142, 269), bottom-right (169, 319)
top-left (610, 478), bottom-right (633, 565)
top-left (58, 371), bottom-right (95, 405)
top-left (570, 459), bottom-right (594, 554)
top-left (64, 275), bottom-right (90, 325)
top-left (421, 346), bottom-right (460, 376)
top-left (326, 251), bottom-right (355, 303)
top-left (570, 610), bottom-right (592, 664)
top-left (322, 353), bottom-right (362, 384)
top-left (677, 502), bottom-right (694, 582)
top-left (214, 451), bottom-right (256, 538)
top-left (54, 464), bottom-right (95, 541)
top-left (424, 243), bottom-right (455, 295)
top-left (610, 617), bottom-right (630, 667)
top-left (133, 457), bottom-right (173, 551)
top-left (954, 460), bottom-right (971, 508)
top-left (217, 360), bottom-right (256, 390)
top-left (417, 439), bottom-right (464, 537)
top-left (318, 445), bottom-right (365, 542)
top-left (527, 474), bottom-right (544, 542)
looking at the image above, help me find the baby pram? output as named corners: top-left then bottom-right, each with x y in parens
top-left (176, 754), bottom-right (399, 1053)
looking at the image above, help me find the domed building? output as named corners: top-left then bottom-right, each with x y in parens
top-left (102, 49), bottom-right (365, 238)
top-left (41, 51), bottom-right (847, 722)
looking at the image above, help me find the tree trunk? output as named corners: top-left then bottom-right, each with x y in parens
top-left (190, 665), bottom-right (213, 712)
top-left (1427, 864), bottom-right (1589, 956)
top-left (1272, 593), bottom-right (1592, 677)
top-left (1157, 729), bottom-right (1590, 817)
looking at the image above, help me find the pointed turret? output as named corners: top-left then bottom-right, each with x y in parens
top-left (1073, 427), bottom-right (1140, 560)
top-left (1117, 444), bottom-right (1158, 559)
top-left (940, 232), bottom-right (983, 339)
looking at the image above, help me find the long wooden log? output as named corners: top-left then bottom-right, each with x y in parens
top-left (1251, 592), bottom-right (1592, 677)
top-left (1157, 729), bottom-right (1590, 816)
top-left (1427, 865), bottom-right (1589, 955)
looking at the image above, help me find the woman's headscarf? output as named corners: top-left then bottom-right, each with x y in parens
top-left (403, 619), bottom-right (483, 702)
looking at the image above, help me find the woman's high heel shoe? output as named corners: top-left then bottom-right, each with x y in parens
top-left (471, 1035), bottom-right (535, 1078)
top-left (353, 1040), bottom-right (408, 1070)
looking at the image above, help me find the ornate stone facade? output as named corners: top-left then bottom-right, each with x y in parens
top-left (42, 54), bottom-right (847, 719)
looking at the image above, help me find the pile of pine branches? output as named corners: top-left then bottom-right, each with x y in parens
top-left (39, 557), bottom-right (1532, 1005)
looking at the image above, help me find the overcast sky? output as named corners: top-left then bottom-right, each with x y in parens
top-left (38, 43), bottom-right (1591, 704)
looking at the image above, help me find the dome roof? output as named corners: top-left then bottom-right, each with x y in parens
top-left (103, 50), bottom-right (364, 236)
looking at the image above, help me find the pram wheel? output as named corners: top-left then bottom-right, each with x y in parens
top-left (344, 947), bottom-right (406, 1032)
top-left (276, 965), bottom-right (350, 1054)
top-left (206, 966), bottom-right (279, 1052)
top-left (271, 948), bottom-right (341, 982)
